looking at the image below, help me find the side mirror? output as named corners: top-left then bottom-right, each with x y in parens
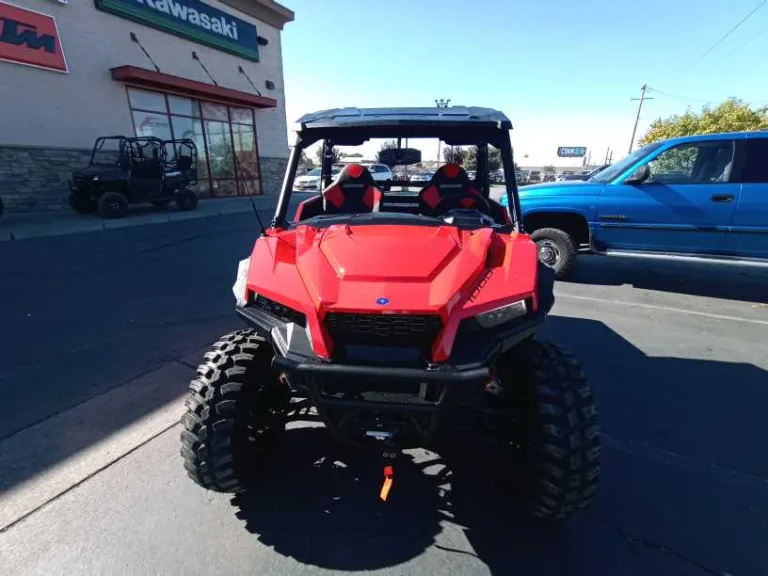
top-left (624, 164), bottom-right (650, 185)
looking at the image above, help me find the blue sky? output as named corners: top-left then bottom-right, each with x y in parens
top-left (281, 0), bottom-right (768, 166)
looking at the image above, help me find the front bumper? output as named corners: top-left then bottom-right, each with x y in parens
top-left (236, 301), bottom-right (547, 385)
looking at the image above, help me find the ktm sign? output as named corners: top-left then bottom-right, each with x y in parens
top-left (0, 1), bottom-right (67, 73)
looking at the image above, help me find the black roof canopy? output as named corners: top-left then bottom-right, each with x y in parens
top-left (295, 107), bottom-right (513, 146)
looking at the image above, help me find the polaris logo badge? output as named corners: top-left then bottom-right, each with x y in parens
top-left (376, 297), bottom-right (390, 306)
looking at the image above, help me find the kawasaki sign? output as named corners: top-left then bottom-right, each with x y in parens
top-left (95, 0), bottom-right (259, 61)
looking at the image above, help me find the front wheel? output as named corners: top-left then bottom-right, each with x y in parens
top-left (180, 329), bottom-right (289, 492)
top-left (530, 228), bottom-right (576, 279)
top-left (499, 339), bottom-right (600, 521)
top-left (97, 192), bottom-right (128, 219)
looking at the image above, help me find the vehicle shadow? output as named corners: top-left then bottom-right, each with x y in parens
top-left (565, 254), bottom-right (768, 303)
top-left (232, 316), bottom-right (768, 575)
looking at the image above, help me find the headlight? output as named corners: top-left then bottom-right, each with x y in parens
top-left (232, 257), bottom-right (250, 307)
top-left (475, 299), bottom-right (527, 328)
top-left (92, 176), bottom-right (100, 181)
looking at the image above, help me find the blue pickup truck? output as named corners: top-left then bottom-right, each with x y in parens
top-left (502, 132), bottom-right (768, 278)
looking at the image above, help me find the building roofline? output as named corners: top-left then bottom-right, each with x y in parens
top-left (219, 0), bottom-right (294, 30)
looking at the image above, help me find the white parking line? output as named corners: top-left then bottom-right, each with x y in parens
top-left (556, 293), bottom-right (768, 327)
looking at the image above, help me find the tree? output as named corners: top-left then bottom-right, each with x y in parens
top-left (298, 150), bottom-right (313, 171)
top-left (314, 144), bottom-right (341, 166)
top-left (443, 145), bottom-right (465, 165)
top-left (377, 140), bottom-right (398, 162)
top-left (462, 146), bottom-right (502, 171)
top-left (543, 165), bottom-right (556, 173)
top-left (638, 98), bottom-right (768, 147)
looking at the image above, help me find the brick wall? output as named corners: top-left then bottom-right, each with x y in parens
top-left (0, 145), bottom-right (286, 213)
top-left (0, 146), bottom-right (91, 212)
top-left (260, 156), bottom-right (288, 197)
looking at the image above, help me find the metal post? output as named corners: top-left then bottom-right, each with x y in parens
top-left (629, 84), bottom-right (653, 153)
top-left (435, 98), bottom-right (450, 165)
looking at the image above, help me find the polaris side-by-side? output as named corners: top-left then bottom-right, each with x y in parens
top-left (69, 136), bottom-right (199, 218)
top-left (180, 107), bottom-right (600, 520)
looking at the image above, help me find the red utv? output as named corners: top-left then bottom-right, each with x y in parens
top-left (180, 107), bottom-right (600, 520)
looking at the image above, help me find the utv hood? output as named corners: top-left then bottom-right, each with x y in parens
top-left (245, 223), bottom-right (539, 360)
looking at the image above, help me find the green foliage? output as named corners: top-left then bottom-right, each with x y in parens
top-left (488, 147), bottom-right (502, 172)
top-left (443, 145), bottom-right (465, 165)
top-left (461, 146), bottom-right (502, 171)
top-left (314, 144), bottom-right (341, 166)
top-left (639, 98), bottom-right (768, 146)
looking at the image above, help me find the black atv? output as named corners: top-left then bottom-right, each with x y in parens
top-left (68, 136), bottom-right (199, 219)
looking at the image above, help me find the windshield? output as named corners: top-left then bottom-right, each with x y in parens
top-left (287, 138), bottom-right (516, 229)
top-left (91, 138), bottom-right (123, 166)
top-left (589, 142), bottom-right (664, 183)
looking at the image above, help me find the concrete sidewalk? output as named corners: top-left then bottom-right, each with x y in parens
top-left (0, 194), bottom-right (311, 242)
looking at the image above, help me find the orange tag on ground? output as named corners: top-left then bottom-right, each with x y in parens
top-left (380, 476), bottom-right (393, 501)
top-left (380, 465), bottom-right (394, 501)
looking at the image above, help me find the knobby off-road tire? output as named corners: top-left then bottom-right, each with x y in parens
top-left (530, 228), bottom-right (576, 279)
top-left (181, 329), bottom-right (289, 492)
top-left (97, 192), bottom-right (128, 219)
top-left (502, 339), bottom-right (600, 520)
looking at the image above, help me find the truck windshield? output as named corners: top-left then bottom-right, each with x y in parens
top-left (589, 142), bottom-right (664, 183)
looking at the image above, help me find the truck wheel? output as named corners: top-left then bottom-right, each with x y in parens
top-left (181, 329), bottom-right (289, 492)
top-left (530, 228), bottom-right (576, 279)
top-left (68, 193), bottom-right (96, 215)
top-left (97, 192), bottom-right (128, 219)
top-left (175, 190), bottom-right (198, 211)
top-left (500, 339), bottom-right (600, 521)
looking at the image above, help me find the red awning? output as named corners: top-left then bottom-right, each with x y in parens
top-left (111, 65), bottom-right (277, 109)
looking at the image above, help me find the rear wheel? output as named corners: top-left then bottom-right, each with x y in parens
top-left (97, 192), bottom-right (128, 219)
top-left (498, 339), bottom-right (600, 520)
top-left (181, 329), bottom-right (289, 492)
top-left (175, 189), bottom-right (198, 211)
top-left (530, 228), bottom-right (576, 279)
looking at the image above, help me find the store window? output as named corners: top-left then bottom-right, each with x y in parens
top-left (127, 88), bottom-right (261, 196)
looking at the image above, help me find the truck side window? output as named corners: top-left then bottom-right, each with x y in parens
top-left (741, 140), bottom-right (768, 184)
top-left (647, 141), bottom-right (734, 184)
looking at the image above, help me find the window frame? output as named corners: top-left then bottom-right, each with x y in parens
top-left (125, 86), bottom-right (262, 197)
top-left (643, 139), bottom-right (736, 186)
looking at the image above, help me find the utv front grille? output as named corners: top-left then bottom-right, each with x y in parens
top-left (324, 313), bottom-right (442, 349)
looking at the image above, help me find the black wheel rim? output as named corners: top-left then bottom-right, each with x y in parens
top-left (537, 239), bottom-right (560, 268)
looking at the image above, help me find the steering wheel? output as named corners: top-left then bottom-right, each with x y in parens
top-left (433, 193), bottom-right (491, 216)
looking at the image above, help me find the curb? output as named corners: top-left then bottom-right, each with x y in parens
top-left (0, 194), bottom-right (313, 242)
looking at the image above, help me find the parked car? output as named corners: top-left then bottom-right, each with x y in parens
top-left (500, 132), bottom-right (768, 277)
top-left (527, 170), bottom-right (541, 183)
top-left (294, 167), bottom-right (342, 191)
top-left (365, 163), bottom-right (394, 190)
top-left (409, 172), bottom-right (434, 183)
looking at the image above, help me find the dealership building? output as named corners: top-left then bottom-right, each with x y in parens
top-left (0, 0), bottom-right (294, 212)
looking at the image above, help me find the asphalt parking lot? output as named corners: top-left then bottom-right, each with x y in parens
top-left (1, 211), bottom-right (767, 575)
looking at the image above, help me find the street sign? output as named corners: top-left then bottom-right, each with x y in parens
top-left (557, 146), bottom-right (587, 158)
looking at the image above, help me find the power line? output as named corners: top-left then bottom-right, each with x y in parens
top-left (696, 0), bottom-right (767, 61)
top-left (724, 24), bottom-right (768, 57)
top-left (647, 86), bottom-right (768, 105)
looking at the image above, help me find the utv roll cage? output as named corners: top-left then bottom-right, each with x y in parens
top-left (272, 107), bottom-right (523, 230)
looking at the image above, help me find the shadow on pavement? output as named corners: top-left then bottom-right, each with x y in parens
top-left (232, 316), bottom-right (768, 575)
top-left (564, 254), bottom-right (768, 303)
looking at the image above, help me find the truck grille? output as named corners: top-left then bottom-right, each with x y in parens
top-left (324, 313), bottom-right (442, 349)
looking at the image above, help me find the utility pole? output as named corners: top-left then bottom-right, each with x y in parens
top-left (435, 98), bottom-right (450, 165)
top-left (629, 84), bottom-right (653, 154)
